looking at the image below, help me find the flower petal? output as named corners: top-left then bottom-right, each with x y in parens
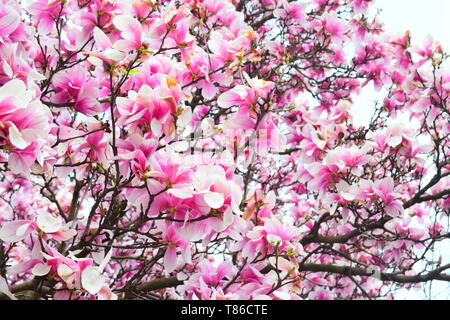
top-left (37, 211), bottom-right (62, 233)
top-left (32, 263), bottom-right (51, 276)
top-left (8, 122), bottom-right (28, 149)
top-left (0, 220), bottom-right (34, 242)
top-left (0, 276), bottom-right (16, 300)
top-left (164, 247), bottom-right (178, 273)
top-left (81, 266), bottom-right (105, 295)
top-left (204, 191), bottom-right (225, 209)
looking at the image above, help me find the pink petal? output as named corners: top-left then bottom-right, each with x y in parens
top-left (0, 12), bottom-right (19, 36)
top-left (0, 220), bottom-right (34, 242)
top-left (164, 246), bottom-right (178, 273)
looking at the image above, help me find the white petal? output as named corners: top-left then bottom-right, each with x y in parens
top-left (0, 276), bottom-right (16, 300)
top-left (0, 221), bottom-right (33, 242)
top-left (92, 250), bottom-right (105, 265)
top-left (32, 263), bottom-right (51, 276)
top-left (57, 264), bottom-right (74, 280)
top-left (103, 49), bottom-right (126, 61)
top-left (177, 106), bottom-right (192, 128)
top-left (2, 60), bottom-right (13, 78)
top-left (151, 118), bottom-right (162, 137)
top-left (341, 192), bottom-right (355, 201)
top-left (138, 84), bottom-right (153, 97)
top-left (167, 187), bottom-right (193, 199)
top-left (36, 211), bottom-right (62, 233)
top-left (223, 207), bottom-right (233, 227)
top-left (93, 26), bottom-right (112, 50)
top-left (99, 249), bottom-right (112, 272)
top-left (266, 234), bottom-right (282, 246)
top-left (0, 79), bottom-right (30, 107)
top-left (8, 122), bottom-right (28, 149)
top-left (387, 135), bottom-right (402, 148)
top-left (204, 191), bottom-right (225, 209)
top-left (164, 247), bottom-right (177, 273)
top-left (15, 222), bottom-right (32, 237)
top-left (81, 266), bottom-right (105, 295)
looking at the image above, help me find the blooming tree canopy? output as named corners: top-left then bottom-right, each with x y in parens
top-left (0, 0), bottom-right (449, 300)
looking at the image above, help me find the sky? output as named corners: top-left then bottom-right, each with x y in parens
top-left (369, 0), bottom-right (450, 300)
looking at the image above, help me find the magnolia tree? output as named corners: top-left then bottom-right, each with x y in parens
top-left (0, 0), bottom-right (449, 301)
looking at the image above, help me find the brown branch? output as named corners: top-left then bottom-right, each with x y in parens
top-left (123, 276), bottom-right (183, 299)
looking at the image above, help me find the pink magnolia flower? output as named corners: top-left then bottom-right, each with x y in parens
top-left (373, 178), bottom-right (404, 217)
top-left (8, 142), bottom-right (40, 176)
top-left (242, 190), bottom-right (276, 221)
top-left (112, 15), bottom-right (144, 52)
top-left (0, 79), bottom-right (51, 150)
top-left (116, 76), bottom-right (181, 135)
top-left (0, 3), bottom-right (27, 41)
top-left (188, 165), bottom-right (242, 214)
top-left (157, 222), bottom-right (191, 273)
top-left (86, 27), bottom-right (126, 66)
top-left (76, 126), bottom-right (112, 167)
top-left (310, 288), bottom-right (333, 300)
top-left (324, 145), bottom-right (371, 176)
top-left (305, 162), bottom-right (341, 195)
top-left (179, 259), bottom-right (236, 298)
top-left (0, 220), bottom-right (35, 243)
top-left (51, 67), bottom-right (104, 115)
top-left (0, 210), bottom-right (76, 243)
top-left (242, 217), bottom-right (301, 260)
top-left (26, 0), bottom-right (65, 35)
top-left (217, 73), bottom-right (274, 114)
top-left (36, 211), bottom-right (77, 241)
top-left (35, 246), bottom-right (113, 296)
top-left (321, 12), bottom-right (347, 38)
top-left (274, 1), bottom-right (307, 23)
top-left (356, 177), bottom-right (404, 217)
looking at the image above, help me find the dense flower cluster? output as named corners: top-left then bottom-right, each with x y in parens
top-left (0, 0), bottom-right (448, 300)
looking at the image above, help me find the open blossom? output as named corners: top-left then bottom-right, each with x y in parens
top-left (0, 79), bottom-right (50, 148)
top-left (217, 74), bottom-right (275, 114)
top-left (0, 3), bottom-right (29, 41)
top-left (241, 217), bottom-right (301, 260)
top-left (26, 0), bottom-right (66, 35)
top-left (369, 122), bottom-right (416, 152)
top-left (158, 221), bottom-right (191, 273)
top-left (76, 122), bottom-right (113, 167)
top-left (0, 79), bottom-right (51, 174)
top-left (323, 145), bottom-right (371, 175)
top-left (116, 76), bottom-right (181, 135)
top-left (112, 15), bottom-right (144, 52)
top-left (167, 164), bottom-right (243, 214)
top-left (86, 27), bottom-right (126, 66)
top-left (274, 1), bottom-right (307, 23)
top-left (357, 177), bottom-right (405, 217)
top-left (51, 67), bottom-right (104, 115)
top-left (0, 211), bottom-right (76, 243)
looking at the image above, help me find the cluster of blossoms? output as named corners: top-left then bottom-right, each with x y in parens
top-left (0, 0), bottom-right (448, 300)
